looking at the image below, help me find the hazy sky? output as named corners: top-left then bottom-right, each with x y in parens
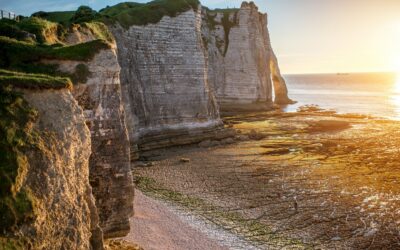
top-left (1, 0), bottom-right (400, 74)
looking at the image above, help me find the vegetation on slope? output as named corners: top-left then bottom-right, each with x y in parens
top-left (0, 84), bottom-right (38, 248)
top-left (99, 0), bottom-right (200, 28)
top-left (0, 36), bottom-right (110, 64)
top-left (32, 11), bottom-right (76, 25)
top-left (0, 20), bottom-right (34, 42)
top-left (0, 36), bottom-right (107, 84)
top-left (80, 22), bottom-right (115, 43)
top-left (27, 1), bottom-right (201, 30)
top-left (0, 70), bottom-right (72, 90)
top-left (17, 17), bottom-right (64, 44)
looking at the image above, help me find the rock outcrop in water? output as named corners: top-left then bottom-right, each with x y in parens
top-left (110, 7), bottom-right (229, 153)
top-left (2, 88), bottom-right (99, 249)
top-left (202, 1), bottom-right (294, 111)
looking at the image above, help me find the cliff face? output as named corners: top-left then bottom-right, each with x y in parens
top-left (47, 34), bottom-right (134, 238)
top-left (110, 7), bottom-right (227, 152)
top-left (71, 49), bottom-right (134, 238)
top-left (4, 89), bottom-right (98, 249)
top-left (202, 1), bottom-right (293, 111)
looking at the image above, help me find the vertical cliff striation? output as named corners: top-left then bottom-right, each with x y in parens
top-left (202, 1), bottom-right (294, 112)
top-left (109, 4), bottom-right (228, 153)
top-left (47, 28), bottom-right (134, 238)
top-left (0, 86), bottom-right (99, 249)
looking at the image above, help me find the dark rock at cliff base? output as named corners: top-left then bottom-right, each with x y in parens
top-left (308, 120), bottom-right (352, 132)
top-left (199, 140), bottom-right (212, 147)
top-left (248, 129), bottom-right (268, 140)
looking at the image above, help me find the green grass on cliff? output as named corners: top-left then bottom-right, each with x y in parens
top-left (0, 20), bottom-right (34, 42)
top-left (32, 11), bottom-right (76, 24)
top-left (17, 17), bottom-right (63, 44)
top-left (0, 70), bottom-right (72, 90)
top-left (99, 0), bottom-right (200, 28)
top-left (81, 22), bottom-right (115, 43)
top-left (0, 36), bottom-right (110, 67)
top-left (0, 84), bottom-right (37, 244)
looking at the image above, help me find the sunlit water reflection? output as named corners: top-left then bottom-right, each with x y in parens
top-left (283, 72), bottom-right (400, 120)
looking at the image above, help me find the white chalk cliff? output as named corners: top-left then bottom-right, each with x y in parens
top-left (202, 1), bottom-right (294, 111)
top-left (110, 7), bottom-right (228, 153)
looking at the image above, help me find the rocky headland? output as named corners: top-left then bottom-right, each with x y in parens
top-left (0, 1), bottom-right (295, 249)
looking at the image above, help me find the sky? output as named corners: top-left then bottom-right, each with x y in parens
top-left (1, 0), bottom-right (400, 74)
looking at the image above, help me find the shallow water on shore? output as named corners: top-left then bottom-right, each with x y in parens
top-left (284, 72), bottom-right (400, 119)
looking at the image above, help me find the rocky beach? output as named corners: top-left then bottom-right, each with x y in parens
top-left (131, 107), bottom-right (400, 249)
top-left (1, 0), bottom-right (399, 249)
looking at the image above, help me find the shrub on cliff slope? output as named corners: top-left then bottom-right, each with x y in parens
top-left (0, 20), bottom-right (34, 42)
top-left (32, 11), bottom-right (75, 25)
top-left (100, 0), bottom-right (200, 28)
top-left (71, 6), bottom-right (101, 24)
top-left (17, 17), bottom-right (63, 44)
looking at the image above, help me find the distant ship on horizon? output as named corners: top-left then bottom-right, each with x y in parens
top-left (336, 72), bottom-right (350, 75)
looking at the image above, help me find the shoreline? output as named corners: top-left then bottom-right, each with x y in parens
top-left (130, 108), bottom-right (400, 249)
top-left (124, 190), bottom-right (260, 250)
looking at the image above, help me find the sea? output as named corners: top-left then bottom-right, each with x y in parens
top-left (283, 72), bottom-right (400, 120)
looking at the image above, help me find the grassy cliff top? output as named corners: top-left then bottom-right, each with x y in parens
top-left (24, 0), bottom-right (200, 29)
top-left (100, 0), bottom-right (200, 28)
top-left (0, 36), bottom-right (110, 65)
top-left (0, 70), bottom-right (72, 90)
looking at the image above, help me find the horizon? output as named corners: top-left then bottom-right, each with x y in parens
top-left (1, 0), bottom-right (400, 74)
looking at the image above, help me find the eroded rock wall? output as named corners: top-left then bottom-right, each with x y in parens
top-left (48, 32), bottom-right (134, 238)
top-left (110, 7), bottom-right (227, 153)
top-left (202, 1), bottom-right (293, 111)
top-left (270, 50), bottom-right (294, 104)
top-left (71, 49), bottom-right (134, 238)
top-left (15, 89), bottom-right (99, 249)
